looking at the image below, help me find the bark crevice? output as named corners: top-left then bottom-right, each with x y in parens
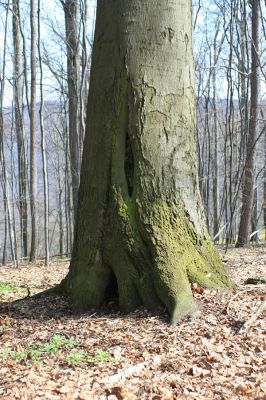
top-left (124, 131), bottom-right (134, 197)
top-left (60, 0), bottom-right (232, 324)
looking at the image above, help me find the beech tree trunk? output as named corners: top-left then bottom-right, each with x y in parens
top-left (38, 0), bottom-right (49, 265)
top-left (63, 0), bottom-right (80, 219)
top-left (29, 0), bottom-right (37, 261)
top-left (236, 0), bottom-right (259, 247)
top-left (13, 0), bottom-right (28, 258)
top-left (61, 0), bottom-right (231, 323)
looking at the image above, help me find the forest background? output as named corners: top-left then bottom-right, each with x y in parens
top-left (0, 0), bottom-right (266, 265)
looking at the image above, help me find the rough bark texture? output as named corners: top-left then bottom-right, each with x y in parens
top-left (38, 0), bottom-right (49, 265)
top-left (12, 0), bottom-right (28, 258)
top-left (236, 0), bottom-right (259, 247)
top-left (64, 0), bottom-right (80, 219)
top-left (61, 0), bottom-right (231, 323)
top-left (29, 0), bottom-right (37, 261)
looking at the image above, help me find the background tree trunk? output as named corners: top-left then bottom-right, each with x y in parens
top-left (236, 0), bottom-right (259, 247)
top-left (12, 0), bottom-right (28, 258)
top-left (61, 0), bottom-right (231, 323)
top-left (63, 0), bottom-right (80, 219)
top-left (38, 0), bottom-right (49, 265)
top-left (212, 25), bottom-right (219, 241)
top-left (29, 0), bottom-right (37, 261)
top-left (0, 0), bottom-right (16, 265)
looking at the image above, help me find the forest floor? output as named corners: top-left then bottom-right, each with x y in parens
top-left (0, 247), bottom-right (265, 400)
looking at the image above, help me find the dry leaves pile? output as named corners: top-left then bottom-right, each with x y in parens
top-left (0, 248), bottom-right (265, 400)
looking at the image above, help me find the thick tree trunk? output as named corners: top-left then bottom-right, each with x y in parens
top-left (61, 0), bottom-right (231, 323)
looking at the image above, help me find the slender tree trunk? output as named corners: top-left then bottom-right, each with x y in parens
top-left (212, 35), bottom-right (219, 241)
top-left (64, 104), bottom-right (73, 252)
top-left (0, 0), bottom-right (16, 264)
top-left (236, 0), bottom-right (259, 247)
top-left (63, 0), bottom-right (80, 219)
top-left (58, 182), bottom-right (64, 256)
top-left (251, 178), bottom-right (258, 243)
top-left (1, 158), bottom-right (16, 264)
top-left (0, 0), bottom-right (9, 265)
top-left (10, 122), bottom-right (19, 266)
top-left (2, 197), bottom-right (7, 265)
top-left (55, 134), bottom-right (64, 255)
top-left (1, 168), bottom-right (14, 265)
top-left (61, 0), bottom-right (231, 324)
top-left (38, 0), bottom-right (49, 265)
top-left (29, 0), bottom-right (37, 261)
top-left (264, 129), bottom-right (266, 242)
top-left (79, 0), bottom-right (89, 151)
top-left (12, 0), bottom-right (28, 258)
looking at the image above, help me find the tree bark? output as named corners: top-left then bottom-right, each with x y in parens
top-left (38, 0), bottom-right (49, 265)
top-left (212, 26), bottom-right (219, 241)
top-left (264, 127), bottom-right (266, 242)
top-left (12, 0), bottom-right (28, 258)
top-left (236, 0), bottom-right (259, 247)
top-left (61, 0), bottom-right (231, 323)
top-left (29, 0), bottom-right (37, 261)
top-left (63, 0), bottom-right (80, 219)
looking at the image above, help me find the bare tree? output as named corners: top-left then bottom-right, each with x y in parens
top-left (12, 0), bottom-right (28, 258)
top-left (62, 0), bottom-right (80, 219)
top-left (38, 0), bottom-right (49, 265)
top-left (236, 0), bottom-right (260, 247)
top-left (0, 0), bottom-right (17, 265)
top-left (29, 0), bottom-right (37, 261)
top-left (60, 0), bottom-right (231, 324)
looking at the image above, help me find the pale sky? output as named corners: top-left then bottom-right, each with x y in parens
top-left (0, 0), bottom-right (265, 106)
top-left (0, 0), bottom-right (96, 106)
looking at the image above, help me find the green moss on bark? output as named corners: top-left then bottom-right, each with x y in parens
top-left (62, 191), bottom-right (232, 324)
top-left (60, 0), bottom-right (233, 324)
top-left (135, 200), bottom-right (232, 323)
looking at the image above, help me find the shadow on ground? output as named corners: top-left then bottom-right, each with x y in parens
top-left (0, 291), bottom-right (169, 324)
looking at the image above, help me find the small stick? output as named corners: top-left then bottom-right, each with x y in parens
top-left (238, 300), bottom-right (266, 333)
top-left (100, 355), bottom-right (161, 384)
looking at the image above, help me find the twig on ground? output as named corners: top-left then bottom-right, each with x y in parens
top-left (244, 278), bottom-right (266, 285)
top-left (238, 300), bottom-right (266, 334)
top-left (100, 355), bottom-right (162, 384)
top-left (227, 287), bottom-right (266, 318)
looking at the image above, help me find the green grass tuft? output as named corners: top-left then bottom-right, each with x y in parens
top-left (67, 348), bottom-right (115, 364)
top-left (0, 334), bottom-right (116, 366)
top-left (41, 334), bottom-right (77, 354)
top-left (0, 282), bottom-right (17, 294)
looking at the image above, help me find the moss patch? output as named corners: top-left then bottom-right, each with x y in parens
top-left (137, 200), bottom-right (232, 322)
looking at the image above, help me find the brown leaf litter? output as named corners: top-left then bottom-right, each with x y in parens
top-left (0, 248), bottom-right (265, 400)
